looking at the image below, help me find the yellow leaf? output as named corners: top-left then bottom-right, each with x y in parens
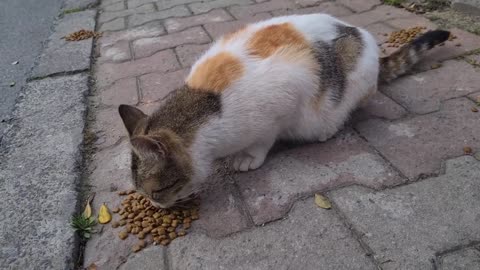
top-left (82, 202), bottom-right (92, 218)
top-left (98, 203), bottom-right (112, 224)
top-left (314, 193), bottom-right (332, 209)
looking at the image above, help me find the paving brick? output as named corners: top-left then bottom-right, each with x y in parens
top-left (356, 98), bottom-right (480, 180)
top-left (96, 49), bottom-right (180, 88)
top-left (175, 43), bottom-right (210, 67)
top-left (189, 0), bottom-right (253, 14)
top-left (101, 0), bottom-right (123, 8)
top-left (291, 0), bottom-right (326, 8)
top-left (168, 199), bottom-right (375, 269)
top-left (119, 246), bottom-right (167, 270)
top-left (271, 1), bottom-right (353, 17)
top-left (192, 169), bottom-right (251, 237)
top-left (92, 108), bottom-right (127, 149)
top-left (438, 247), bottom-right (480, 270)
top-left (127, 0), bottom-right (155, 8)
top-left (342, 5), bottom-right (415, 27)
top-left (228, 0), bottom-right (295, 19)
top-left (330, 156), bottom-right (480, 270)
top-left (363, 22), bottom-right (397, 46)
top-left (99, 77), bottom-right (138, 106)
top-left (351, 92), bottom-right (408, 123)
top-left (99, 40), bottom-right (131, 63)
top-left (102, 1), bottom-right (125, 11)
top-left (99, 3), bottom-right (156, 23)
top-left (100, 17), bottom-right (126, 32)
top-left (129, 5), bottom-right (191, 27)
top-left (164, 9), bottom-right (233, 33)
top-left (98, 21), bottom-right (166, 48)
top-left (236, 129), bottom-right (403, 225)
top-left (133, 27), bottom-right (210, 58)
top-left (382, 60), bottom-right (480, 114)
top-left (89, 140), bottom-right (132, 192)
top-left (139, 69), bottom-right (189, 103)
top-left (337, 0), bottom-right (381, 13)
top-left (83, 191), bottom-right (155, 270)
top-left (419, 28), bottom-right (480, 71)
top-left (204, 13), bottom-right (272, 40)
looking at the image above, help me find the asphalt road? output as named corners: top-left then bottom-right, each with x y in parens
top-left (0, 0), bottom-right (64, 138)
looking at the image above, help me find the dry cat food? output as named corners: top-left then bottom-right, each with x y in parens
top-left (385, 26), bottom-right (427, 47)
top-left (63, 29), bottom-right (102, 41)
top-left (112, 190), bottom-right (199, 252)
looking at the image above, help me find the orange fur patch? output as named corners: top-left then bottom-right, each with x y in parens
top-left (187, 52), bottom-right (244, 93)
top-left (247, 23), bottom-right (309, 58)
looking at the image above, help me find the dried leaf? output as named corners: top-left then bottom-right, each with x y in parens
top-left (86, 263), bottom-right (97, 270)
top-left (11, 61), bottom-right (19, 65)
top-left (314, 193), bottom-right (332, 209)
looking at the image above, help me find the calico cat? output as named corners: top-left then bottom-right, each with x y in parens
top-left (118, 13), bottom-right (450, 208)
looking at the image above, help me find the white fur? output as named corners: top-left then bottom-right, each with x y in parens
top-left (187, 14), bottom-right (380, 187)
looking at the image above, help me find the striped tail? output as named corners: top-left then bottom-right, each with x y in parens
top-left (378, 30), bottom-right (451, 83)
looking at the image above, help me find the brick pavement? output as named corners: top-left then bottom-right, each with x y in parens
top-left (85, 0), bottom-right (480, 269)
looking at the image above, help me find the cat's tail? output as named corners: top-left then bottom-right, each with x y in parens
top-left (378, 30), bottom-right (450, 83)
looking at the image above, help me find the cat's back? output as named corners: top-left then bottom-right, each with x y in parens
top-left (185, 14), bottom-right (377, 97)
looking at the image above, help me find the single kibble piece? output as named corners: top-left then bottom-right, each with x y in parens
top-left (178, 230), bottom-right (187, 237)
top-left (138, 232), bottom-right (145, 239)
top-left (160, 239), bottom-right (171, 246)
top-left (112, 207), bottom-right (120, 213)
top-left (112, 221), bottom-right (120, 228)
top-left (132, 245), bottom-right (142, 253)
top-left (118, 220), bottom-right (127, 226)
top-left (464, 146), bottom-right (473, 154)
top-left (118, 231), bottom-right (128, 240)
top-left (169, 232), bottom-right (177, 240)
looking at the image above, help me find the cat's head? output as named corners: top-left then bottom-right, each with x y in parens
top-left (118, 104), bottom-right (194, 208)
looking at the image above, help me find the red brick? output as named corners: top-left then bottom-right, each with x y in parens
top-left (342, 5), bottom-right (415, 27)
top-left (99, 3), bottom-right (155, 23)
top-left (204, 13), bottom-right (272, 40)
top-left (99, 77), bottom-right (138, 106)
top-left (133, 27), bottom-right (210, 58)
top-left (189, 0), bottom-right (253, 14)
top-left (382, 60), bottom-right (480, 114)
top-left (96, 49), bottom-right (180, 88)
top-left (193, 176), bottom-right (251, 237)
top-left (228, 0), bottom-right (295, 19)
top-left (337, 0), bottom-right (381, 13)
top-left (164, 9), bottom-right (234, 33)
top-left (272, 2), bottom-right (353, 17)
top-left (99, 17), bottom-right (125, 32)
top-left (129, 5), bottom-right (191, 27)
top-left (236, 130), bottom-right (403, 225)
top-left (356, 98), bottom-right (480, 180)
top-left (175, 43), bottom-right (210, 67)
top-left (98, 21), bottom-right (166, 48)
top-left (351, 91), bottom-right (408, 123)
top-left (98, 40), bottom-right (131, 63)
top-left (417, 28), bottom-right (480, 72)
top-left (139, 69), bottom-right (189, 103)
top-left (291, 0), bottom-right (327, 8)
top-left (363, 22), bottom-right (397, 45)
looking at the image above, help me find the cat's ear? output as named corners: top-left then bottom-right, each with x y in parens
top-left (130, 136), bottom-right (166, 161)
top-left (119, 104), bottom-right (147, 136)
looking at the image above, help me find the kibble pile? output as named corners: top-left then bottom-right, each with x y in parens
top-left (384, 26), bottom-right (458, 48)
top-left (64, 29), bottom-right (102, 41)
top-left (385, 26), bottom-right (427, 47)
top-left (112, 190), bottom-right (199, 252)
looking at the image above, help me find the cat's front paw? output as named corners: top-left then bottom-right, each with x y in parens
top-left (232, 152), bottom-right (265, 172)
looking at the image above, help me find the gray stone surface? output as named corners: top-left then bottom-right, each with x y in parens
top-left (330, 156), bottom-right (480, 270)
top-left (168, 199), bottom-right (375, 269)
top-left (356, 98), bottom-right (480, 180)
top-left (439, 247), bottom-right (480, 270)
top-left (119, 246), bottom-right (166, 270)
top-left (31, 10), bottom-right (96, 79)
top-left (236, 130), bottom-right (403, 225)
top-left (63, 0), bottom-right (99, 10)
top-left (0, 74), bottom-right (89, 269)
top-left (452, 0), bottom-right (480, 16)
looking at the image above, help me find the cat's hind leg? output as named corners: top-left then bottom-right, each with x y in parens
top-left (233, 136), bottom-right (276, 172)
